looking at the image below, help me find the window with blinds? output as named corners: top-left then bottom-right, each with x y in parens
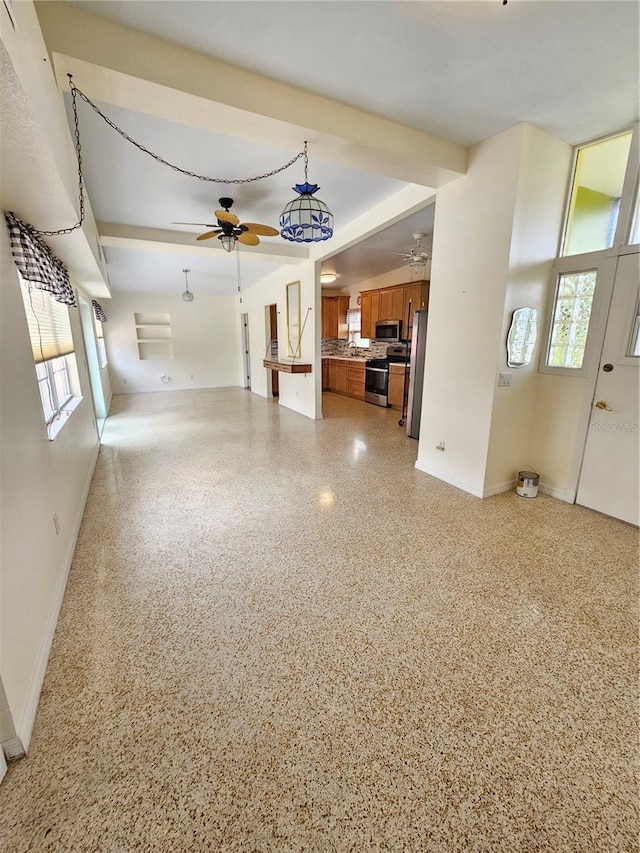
top-left (21, 281), bottom-right (74, 364)
top-left (19, 277), bottom-right (82, 438)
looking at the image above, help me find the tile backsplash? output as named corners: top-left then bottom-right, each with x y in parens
top-left (321, 338), bottom-right (388, 358)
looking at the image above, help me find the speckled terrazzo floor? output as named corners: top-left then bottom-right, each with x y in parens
top-left (1, 389), bottom-right (638, 853)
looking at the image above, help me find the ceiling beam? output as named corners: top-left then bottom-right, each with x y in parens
top-left (35, 2), bottom-right (467, 188)
top-left (98, 224), bottom-right (309, 265)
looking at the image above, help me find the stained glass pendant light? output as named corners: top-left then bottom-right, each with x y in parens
top-left (280, 142), bottom-right (333, 243)
top-left (182, 268), bottom-right (194, 302)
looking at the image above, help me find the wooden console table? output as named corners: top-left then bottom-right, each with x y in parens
top-left (263, 359), bottom-right (312, 374)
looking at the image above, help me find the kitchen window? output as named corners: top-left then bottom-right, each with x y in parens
top-left (347, 308), bottom-right (369, 347)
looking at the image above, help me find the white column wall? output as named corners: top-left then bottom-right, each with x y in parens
top-left (415, 126), bottom-right (523, 496)
top-left (484, 126), bottom-right (572, 494)
top-left (239, 260), bottom-right (320, 420)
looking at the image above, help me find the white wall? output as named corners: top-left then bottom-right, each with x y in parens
top-left (484, 125), bottom-right (572, 494)
top-left (105, 291), bottom-right (240, 394)
top-left (415, 126), bottom-right (524, 496)
top-left (0, 224), bottom-right (100, 753)
top-left (529, 375), bottom-right (589, 499)
top-left (239, 260), bottom-right (320, 420)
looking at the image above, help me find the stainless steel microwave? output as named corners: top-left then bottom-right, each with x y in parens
top-left (374, 319), bottom-right (402, 342)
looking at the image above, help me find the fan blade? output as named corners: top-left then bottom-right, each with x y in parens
top-left (237, 232), bottom-right (260, 246)
top-left (241, 222), bottom-right (279, 237)
top-left (172, 221), bottom-right (218, 227)
top-left (215, 210), bottom-right (240, 225)
top-left (389, 251), bottom-right (412, 258)
top-left (196, 229), bottom-right (222, 241)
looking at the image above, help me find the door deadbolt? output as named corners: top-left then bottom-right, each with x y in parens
top-left (603, 363), bottom-right (614, 372)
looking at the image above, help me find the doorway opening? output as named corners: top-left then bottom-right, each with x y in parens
top-left (241, 313), bottom-right (251, 390)
top-left (267, 303), bottom-right (279, 398)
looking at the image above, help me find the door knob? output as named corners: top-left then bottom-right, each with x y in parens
top-left (594, 400), bottom-right (612, 411)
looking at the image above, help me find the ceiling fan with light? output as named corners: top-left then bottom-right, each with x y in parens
top-left (389, 233), bottom-right (432, 271)
top-left (173, 197), bottom-right (279, 252)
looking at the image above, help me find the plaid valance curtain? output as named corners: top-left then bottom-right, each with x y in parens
top-left (4, 211), bottom-right (76, 307)
top-left (92, 300), bottom-right (108, 322)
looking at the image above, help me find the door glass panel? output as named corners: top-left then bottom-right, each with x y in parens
top-left (546, 270), bottom-right (597, 369)
top-left (563, 132), bottom-right (633, 256)
top-left (630, 190), bottom-right (640, 245)
top-left (628, 300), bottom-right (640, 357)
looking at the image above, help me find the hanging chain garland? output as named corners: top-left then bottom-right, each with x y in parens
top-left (37, 75), bottom-right (307, 236)
top-left (37, 79), bottom-right (86, 236)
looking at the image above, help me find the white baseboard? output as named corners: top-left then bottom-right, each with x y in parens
top-left (15, 442), bottom-right (100, 753)
top-left (539, 481), bottom-right (575, 503)
top-left (482, 479), bottom-right (517, 497)
top-left (414, 459), bottom-right (484, 498)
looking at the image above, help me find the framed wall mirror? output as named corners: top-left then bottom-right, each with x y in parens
top-left (286, 281), bottom-right (301, 358)
top-left (507, 307), bottom-right (538, 368)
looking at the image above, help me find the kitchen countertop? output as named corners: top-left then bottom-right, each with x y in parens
top-left (321, 356), bottom-right (368, 362)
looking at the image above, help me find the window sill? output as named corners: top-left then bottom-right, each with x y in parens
top-left (47, 396), bottom-right (83, 441)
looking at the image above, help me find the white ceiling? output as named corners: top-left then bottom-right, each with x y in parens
top-left (66, 0), bottom-right (639, 147)
top-left (31, 1), bottom-right (640, 294)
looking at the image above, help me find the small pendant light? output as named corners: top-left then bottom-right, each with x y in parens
top-left (280, 142), bottom-right (333, 243)
top-left (182, 268), bottom-right (194, 302)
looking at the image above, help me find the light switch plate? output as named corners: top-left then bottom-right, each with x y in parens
top-left (499, 372), bottom-right (512, 387)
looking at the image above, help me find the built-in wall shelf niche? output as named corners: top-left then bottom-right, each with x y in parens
top-left (134, 312), bottom-right (173, 360)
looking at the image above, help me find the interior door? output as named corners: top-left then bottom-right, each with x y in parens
top-left (576, 252), bottom-right (639, 525)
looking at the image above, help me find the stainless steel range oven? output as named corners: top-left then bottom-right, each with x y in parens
top-left (365, 346), bottom-right (410, 408)
top-left (365, 358), bottom-right (390, 407)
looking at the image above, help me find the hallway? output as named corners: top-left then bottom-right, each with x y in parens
top-left (1, 389), bottom-right (637, 851)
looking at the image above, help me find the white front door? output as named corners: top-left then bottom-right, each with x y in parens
top-left (576, 252), bottom-right (640, 525)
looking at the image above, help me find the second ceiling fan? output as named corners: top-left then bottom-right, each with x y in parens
top-left (174, 198), bottom-right (279, 252)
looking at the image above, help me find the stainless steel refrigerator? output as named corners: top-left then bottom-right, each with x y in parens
top-left (406, 310), bottom-right (428, 439)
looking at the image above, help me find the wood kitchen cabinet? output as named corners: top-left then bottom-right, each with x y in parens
top-left (388, 364), bottom-right (408, 410)
top-left (378, 287), bottom-right (404, 322)
top-left (322, 295), bottom-right (349, 339)
top-left (402, 282), bottom-right (429, 337)
top-left (360, 281), bottom-right (429, 340)
top-left (322, 359), bottom-right (330, 390)
top-left (346, 362), bottom-right (365, 400)
top-left (325, 358), bottom-right (365, 400)
top-left (328, 358), bottom-right (347, 394)
top-left (360, 290), bottom-right (379, 339)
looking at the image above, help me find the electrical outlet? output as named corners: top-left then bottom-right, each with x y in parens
top-left (53, 513), bottom-right (60, 535)
top-left (499, 372), bottom-right (512, 387)
top-left (122, 378), bottom-right (127, 384)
